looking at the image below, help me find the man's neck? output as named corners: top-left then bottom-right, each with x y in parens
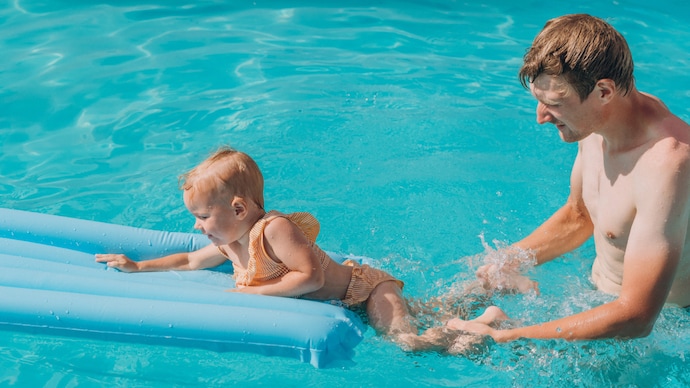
top-left (599, 89), bottom-right (655, 154)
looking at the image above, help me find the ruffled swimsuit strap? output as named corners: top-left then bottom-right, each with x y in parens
top-left (283, 212), bottom-right (331, 271)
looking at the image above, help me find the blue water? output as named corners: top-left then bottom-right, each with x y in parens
top-left (2, 0), bottom-right (690, 386)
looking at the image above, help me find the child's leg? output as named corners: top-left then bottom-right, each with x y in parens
top-left (366, 282), bottom-right (510, 353)
top-left (365, 280), bottom-right (417, 336)
top-left (366, 281), bottom-right (459, 352)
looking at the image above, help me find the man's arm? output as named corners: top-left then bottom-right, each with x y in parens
top-left (514, 146), bottom-right (594, 265)
top-left (453, 136), bottom-right (690, 340)
top-left (491, 168), bottom-right (687, 341)
top-left (452, 222), bottom-right (683, 341)
top-left (476, 147), bottom-right (593, 292)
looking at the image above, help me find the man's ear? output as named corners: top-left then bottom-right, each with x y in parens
top-left (231, 197), bottom-right (248, 218)
top-left (595, 79), bottom-right (616, 103)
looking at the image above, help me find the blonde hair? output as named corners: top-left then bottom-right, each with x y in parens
top-left (519, 14), bottom-right (634, 101)
top-left (179, 146), bottom-right (264, 209)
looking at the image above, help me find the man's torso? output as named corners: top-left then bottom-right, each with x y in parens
top-left (580, 120), bottom-right (690, 306)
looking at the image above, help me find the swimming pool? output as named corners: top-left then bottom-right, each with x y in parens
top-left (2, 0), bottom-right (690, 386)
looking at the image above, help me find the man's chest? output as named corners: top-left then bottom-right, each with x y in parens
top-left (581, 152), bottom-right (637, 247)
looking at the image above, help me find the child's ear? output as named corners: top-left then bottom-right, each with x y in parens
top-left (231, 197), bottom-right (247, 218)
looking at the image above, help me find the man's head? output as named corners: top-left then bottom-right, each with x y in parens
top-left (519, 14), bottom-right (634, 101)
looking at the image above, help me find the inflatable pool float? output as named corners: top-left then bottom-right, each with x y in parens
top-left (0, 208), bottom-right (366, 368)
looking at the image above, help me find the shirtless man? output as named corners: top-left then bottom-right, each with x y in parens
top-left (448, 14), bottom-right (690, 341)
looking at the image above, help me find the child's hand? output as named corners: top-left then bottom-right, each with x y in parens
top-left (226, 285), bottom-right (260, 294)
top-left (95, 253), bottom-right (139, 272)
top-left (225, 286), bottom-right (244, 292)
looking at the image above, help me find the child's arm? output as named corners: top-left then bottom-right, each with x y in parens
top-left (95, 244), bottom-right (226, 272)
top-left (234, 217), bottom-right (326, 297)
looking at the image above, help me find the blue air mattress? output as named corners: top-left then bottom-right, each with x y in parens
top-left (0, 208), bottom-right (366, 368)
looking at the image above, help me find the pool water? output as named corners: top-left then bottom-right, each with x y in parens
top-left (2, 0), bottom-right (690, 386)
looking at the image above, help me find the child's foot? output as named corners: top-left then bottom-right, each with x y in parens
top-left (474, 305), bottom-right (508, 325)
top-left (445, 306), bottom-right (508, 333)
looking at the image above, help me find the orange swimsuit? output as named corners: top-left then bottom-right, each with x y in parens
top-left (221, 211), bottom-right (330, 286)
top-left (220, 210), bottom-right (402, 307)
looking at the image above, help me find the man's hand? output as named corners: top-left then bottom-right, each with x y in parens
top-left (446, 305), bottom-right (510, 342)
top-left (477, 263), bottom-right (540, 294)
top-left (446, 318), bottom-right (495, 337)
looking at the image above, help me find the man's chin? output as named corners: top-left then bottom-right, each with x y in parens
top-left (557, 129), bottom-right (581, 143)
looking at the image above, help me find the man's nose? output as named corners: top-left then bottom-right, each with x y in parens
top-left (536, 102), bottom-right (552, 124)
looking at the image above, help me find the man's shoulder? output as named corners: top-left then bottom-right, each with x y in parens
top-left (650, 117), bottom-right (690, 162)
top-left (638, 124), bottom-right (690, 186)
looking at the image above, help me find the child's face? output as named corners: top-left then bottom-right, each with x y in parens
top-left (183, 189), bottom-right (247, 246)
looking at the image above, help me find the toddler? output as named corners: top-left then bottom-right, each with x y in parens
top-left (96, 146), bottom-right (506, 351)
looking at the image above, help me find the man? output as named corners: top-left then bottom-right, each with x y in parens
top-left (448, 14), bottom-right (690, 341)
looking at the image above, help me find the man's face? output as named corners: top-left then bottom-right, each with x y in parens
top-left (530, 74), bottom-right (599, 143)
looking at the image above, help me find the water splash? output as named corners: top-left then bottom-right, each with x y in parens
top-left (477, 234), bottom-right (536, 272)
top-left (470, 234), bottom-right (539, 295)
